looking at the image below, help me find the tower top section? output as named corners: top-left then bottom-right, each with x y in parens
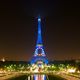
top-left (37, 17), bottom-right (42, 44)
top-left (38, 17), bottom-right (41, 22)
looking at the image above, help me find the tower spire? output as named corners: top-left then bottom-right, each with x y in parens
top-left (37, 17), bottom-right (42, 44)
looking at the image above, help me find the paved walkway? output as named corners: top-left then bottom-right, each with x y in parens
top-left (58, 73), bottom-right (80, 80)
top-left (0, 72), bottom-right (23, 80)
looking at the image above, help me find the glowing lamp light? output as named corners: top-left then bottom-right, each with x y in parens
top-left (1, 58), bottom-right (5, 62)
top-left (33, 68), bottom-right (39, 73)
top-left (38, 54), bottom-right (42, 56)
top-left (67, 68), bottom-right (76, 73)
top-left (38, 18), bottom-right (41, 22)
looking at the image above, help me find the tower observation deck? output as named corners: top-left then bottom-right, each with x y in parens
top-left (31, 17), bottom-right (48, 65)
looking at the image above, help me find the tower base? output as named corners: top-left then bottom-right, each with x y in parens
top-left (31, 56), bottom-right (48, 65)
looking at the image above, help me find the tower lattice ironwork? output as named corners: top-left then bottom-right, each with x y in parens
top-left (31, 17), bottom-right (48, 64)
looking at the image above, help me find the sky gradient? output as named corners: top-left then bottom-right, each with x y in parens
top-left (0, 0), bottom-right (80, 61)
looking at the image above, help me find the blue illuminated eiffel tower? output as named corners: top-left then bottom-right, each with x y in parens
top-left (31, 17), bottom-right (48, 65)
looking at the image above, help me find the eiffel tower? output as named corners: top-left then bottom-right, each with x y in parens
top-left (31, 17), bottom-right (48, 65)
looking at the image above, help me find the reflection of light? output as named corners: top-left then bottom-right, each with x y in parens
top-left (42, 75), bottom-right (46, 80)
top-left (28, 76), bottom-right (30, 80)
top-left (34, 75), bottom-right (38, 80)
top-left (34, 74), bottom-right (46, 80)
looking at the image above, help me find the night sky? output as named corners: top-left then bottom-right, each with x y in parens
top-left (0, 0), bottom-right (80, 61)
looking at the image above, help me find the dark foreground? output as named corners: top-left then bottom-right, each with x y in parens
top-left (6, 74), bottom-right (66, 80)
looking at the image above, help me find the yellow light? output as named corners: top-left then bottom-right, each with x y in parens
top-left (1, 58), bottom-right (5, 62)
top-left (67, 68), bottom-right (76, 73)
top-left (33, 68), bottom-right (39, 73)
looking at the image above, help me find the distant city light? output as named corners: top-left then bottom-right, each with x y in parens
top-left (1, 58), bottom-right (5, 62)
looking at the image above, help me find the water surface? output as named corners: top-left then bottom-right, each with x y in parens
top-left (27, 74), bottom-right (47, 80)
